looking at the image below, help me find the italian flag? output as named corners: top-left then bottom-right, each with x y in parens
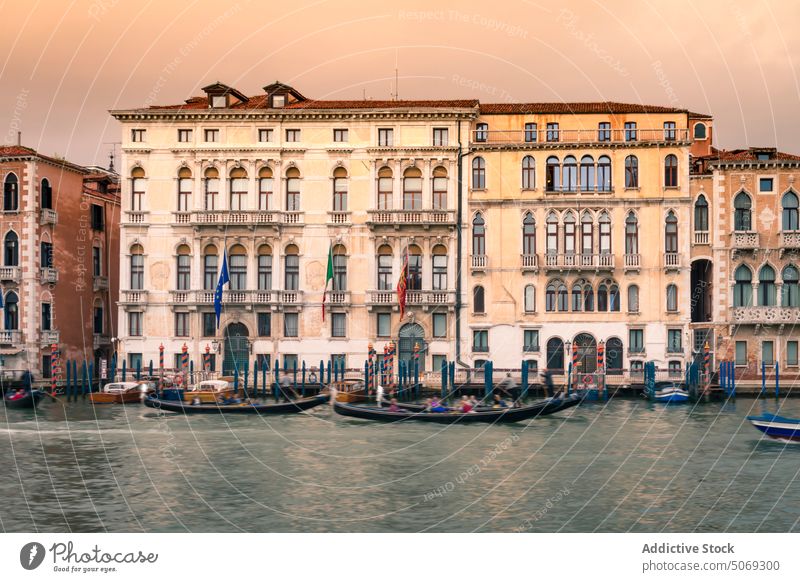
top-left (322, 243), bottom-right (334, 321)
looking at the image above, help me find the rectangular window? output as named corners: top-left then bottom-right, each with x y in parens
top-left (128, 312), bottom-right (142, 337)
top-left (432, 254), bottom-right (447, 290)
top-left (432, 313), bottom-right (447, 338)
top-left (258, 128), bottom-right (273, 142)
top-left (258, 255), bottom-right (272, 290)
top-left (759, 177), bottom-right (774, 192)
top-left (284, 255), bottom-right (299, 290)
top-left (331, 313), bottom-right (346, 338)
top-left (284, 313), bottom-right (298, 337)
top-left (176, 254), bottom-right (190, 290)
top-left (256, 354), bottom-right (270, 372)
top-left (663, 121), bottom-right (676, 141)
top-left (762, 341), bottom-right (774, 366)
top-left (787, 340), bottom-right (798, 366)
top-left (330, 354), bottom-right (344, 371)
top-left (432, 354), bottom-right (447, 374)
top-left (41, 303), bottom-right (52, 331)
top-left (204, 255), bottom-right (217, 291)
top-left (285, 129), bottom-right (300, 142)
top-left (333, 128), bottom-right (348, 143)
top-left (433, 128), bottom-right (448, 146)
top-left (378, 128), bottom-right (394, 146)
top-left (257, 313), bottom-right (271, 337)
top-left (202, 313), bottom-right (215, 337)
top-left (271, 95), bottom-right (286, 108)
top-left (204, 129), bottom-right (219, 142)
top-left (629, 329), bottom-right (644, 352)
top-left (42, 354), bottom-right (52, 379)
top-left (93, 246), bottom-right (102, 277)
top-left (282, 354), bottom-right (299, 371)
top-left (473, 330), bottom-right (488, 352)
top-left (175, 312), bottom-right (189, 337)
top-left (93, 306), bottom-right (103, 334)
top-left (90, 204), bottom-right (104, 230)
top-left (40, 241), bottom-right (53, 268)
top-left (178, 129), bottom-right (192, 142)
top-left (524, 122), bottom-right (537, 143)
top-left (377, 313), bottom-right (391, 337)
top-left (204, 354), bottom-right (217, 372)
top-left (523, 329), bottom-right (539, 352)
top-left (131, 129), bottom-right (145, 142)
top-left (667, 329), bottom-right (682, 353)
top-left (546, 123), bottom-right (559, 142)
top-left (129, 353), bottom-right (142, 370)
top-left (624, 122), bottom-right (637, 142)
top-left (211, 95), bottom-right (226, 108)
top-left (597, 122), bottom-right (611, 142)
top-left (668, 361), bottom-right (682, 377)
top-left (475, 123), bottom-right (488, 142)
top-left (377, 255), bottom-right (393, 290)
top-left (735, 341), bottom-right (747, 366)
top-left (229, 254), bottom-right (247, 290)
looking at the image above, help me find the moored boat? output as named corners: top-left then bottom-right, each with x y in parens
top-left (333, 394), bottom-right (582, 424)
top-left (3, 389), bottom-right (45, 410)
top-left (160, 379), bottom-right (235, 403)
top-left (747, 413), bottom-right (800, 443)
top-left (144, 393), bottom-right (329, 414)
top-left (651, 381), bottom-right (689, 403)
top-left (90, 381), bottom-right (153, 404)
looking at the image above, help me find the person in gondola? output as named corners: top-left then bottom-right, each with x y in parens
top-left (429, 396), bottom-right (448, 413)
top-left (8, 388), bottom-right (25, 400)
top-left (459, 396), bottom-right (473, 413)
top-left (469, 394), bottom-right (480, 410)
top-left (493, 394), bottom-right (509, 409)
top-left (376, 384), bottom-right (385, 407)
top-left (387, 398), bottom-right (401, 412)
top-left (498, 372), bottom-right (518, 400)
top-left (541, 368), bottom-right (555, 398)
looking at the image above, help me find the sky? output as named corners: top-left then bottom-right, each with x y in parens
top-left (1, 0), bottom-right (799, 167)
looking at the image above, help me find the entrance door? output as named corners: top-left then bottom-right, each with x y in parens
top-left (398, 323), bottom-right (425, 371)
top-left (223, 323), bottom-right (249, 376)
top-left (606, 337), bottom-right (623, 374)
top-left (546, 337), bottom-right (564, 371)
top-left (574, 333), bottom-right (597, 373)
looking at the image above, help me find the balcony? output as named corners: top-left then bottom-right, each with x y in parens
top-left (406, 290), bottom-right (457, 310)
top-left (172, 211), bottom-right (191, 225)
top-left (121, 290), bottom-right (148, 304)
top-left (544, 253), bottom-right (614, 272)
top-left (521, 254), bottom-right (539, 273)
top-left (664, 253), bottom-right (682, 270)
top-left (366, 209), bottom-right (456, 229)
top-left (731, 306), bottom-right (800, 325)
top-left (93, 276), bottom-right (109, 292)
top-left (40, 267), bottom-right (58, 284)
top-left (190, 210), bottom-right (283, 228)
top-left (327, 290), bottom-right (352, 306)
top-left (40, 330), bottom-right (60, 346)
top-left (39, 208), bottom-right (58, 225)
top-left (781, 231), bottom-right (800, 256)
top-left (0, 266), bottom-right (20, 283)
top-left (327, 211), bottom-right (351, 225)
top-left (472, 128), bottom-right (689, 146)
top-left (0, 330), bottom-right (22, 345)
top-left (366, 290), bottom-right (396, 308)
top-left (471, 255), bottom-right (488, 272)
top-left (732, 231), bottom-right (759, 251)
top-left (693, 231), bottom-right (709, 245)
top-left (624, 253), bottom-right (641, 272)
top-left (123, 211), bottom-right (149, 225)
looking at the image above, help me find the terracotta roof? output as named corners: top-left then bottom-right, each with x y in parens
top-left (0, 145), bottom-right (94, 174)
top-left (148, 96), bottom-right (479, 111)
top-left (714, 148), bottom-right (800, 163)
top-left (479, 102), bottom-right (693, 115)
top-left (688, 111), bottom-right (713, 119)
top-left (0, 145), bottom-right (37, 156)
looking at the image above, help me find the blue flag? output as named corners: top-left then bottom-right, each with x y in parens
top-left (214, 251), bottom-right (230, 328)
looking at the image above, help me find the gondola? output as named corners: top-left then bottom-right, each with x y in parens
top-left (747, 413), bottom-right (800, 443)
top-left (144, 393), bottom-right (329, 414)
top-left (333, 394), bottom-right (583, 424)
top-left (3, 389), bottom-right (45, 410)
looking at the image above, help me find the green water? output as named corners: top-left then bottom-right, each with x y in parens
top-left (1, 397), bottom-right (799, 532)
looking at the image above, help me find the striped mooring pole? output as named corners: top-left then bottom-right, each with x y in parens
top-left (388, 341), bottom-right (395, 390)
top-left (704, 341), bottom-right (710, 383)
top-left (367, 342), bottom-right (374, 395)
top-left (597, 340), bottom-right (605, 398)
top-left (571, 341), bottom-right (579, 392)
top-left (382, 343), bottom-right (388, 386)
top-left (50, 343), bottom-right (58, 393)
top-left (413, 342), bottom-right (420, 395)
top-left (181, 342), bottom-right (189, 379)
top-left (204, 344), bottom-right (211, 372)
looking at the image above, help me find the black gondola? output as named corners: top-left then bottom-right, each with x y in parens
top-left (143, 393), bottom-right (329, 414)
top-left (3, 389), bottom-right (45, 410)
top-left (333, 394), bottom-right (583, 424)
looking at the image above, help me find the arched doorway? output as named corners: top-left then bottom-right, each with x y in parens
top-left (691, 259), bottom-right (713, 322)
top-left (574, 333), bottom-right (597, 373)
top-left (223, 323), bottom-right (249, 375)
top-left (398, 323), bottom-right (425, 371)
top-left (546, 337), bottom-right (564, 371)
top-left (606, 337), bottom-right (623, 375)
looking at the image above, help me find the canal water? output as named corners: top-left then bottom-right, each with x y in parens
top-left (1, 397), bottom-right (799, 533)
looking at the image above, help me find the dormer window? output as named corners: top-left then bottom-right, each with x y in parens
top-left (211, 95), bottom-right (226, 108)
top-left (272, 94), bottom-right (285, 108)
top-left (757, 153), bottom-right (771, 161)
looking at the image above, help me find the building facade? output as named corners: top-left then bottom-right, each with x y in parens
top-left (0, 146), bottom-right (120, 379)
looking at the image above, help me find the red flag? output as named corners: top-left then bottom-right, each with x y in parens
top-left (397, 252), bottom-right (408, 318)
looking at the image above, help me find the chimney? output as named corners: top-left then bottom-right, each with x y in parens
top-left (17, 131), bottom-right (21, 146)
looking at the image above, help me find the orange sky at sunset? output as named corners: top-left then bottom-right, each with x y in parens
top-left (1, 0), bottom-right (798, 166)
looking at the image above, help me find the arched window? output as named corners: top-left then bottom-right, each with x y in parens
top-left (545, 156), bottom-right (560, 192)
top-left (377, 166), bottom-right (393, 210)
top-left (581, 211), bottom-right (593, 255)
top-left (583, 283), bottom-right (594, 311)
top-left (403, 167), bottom-right (422, 210)
top-left (628, 284), bottom-right (640, 312)
top-left (546, 212), bottom-right (559, 254)
top-left (694, 123), bottom-right (707, 139)
top-left (562, 156), bottom-right (577, 192)
top-left (285, 167), bottom-right (301, 211)
top-left (258, 167), bottom-right (273, 210)
top-left (472, 213), bottom-right (486, 255)
top-left (664, 154), bottom-right (678, 188)
top-left (4, 231), bottom-right (18, 266)
top-left (546, 282), bottom-right (556, 312)
top-left (204, 167), bottom-right (219, 211)
top-left (432, 244), bottom-right (447, 290)
top-left (332, 244), bottom-right (347, 290)
top-left (624, 155), bottom-right (638, 188)
top-left (597, 155), bottom-right (611, 191)
top-left (333, 167), bottom-right (348, 212)
top-left (599, 211), bottom-right (611, 254)
top-left (606, 337), bottom-right (624, 373)
top-left (284, 244), bottom-right (299, 291)
top-left (572, 282), bottom-right (582, 312)
top-left (472, 157), bottom-right (486, 189)
top-left (4, 291), bottom-right (18, 330)
top-left (666, 284), bottom-right (678, 312)
top-left (177, 167), bottom-right (192, 212)
top-left (546, 337), bottom-right (564, 370)
top-left (563, 212), bottom-right (576, 255)
top-left (432, 166), bottom-right (448, 209)
top-left (557, 282), bottom-right (568, 311)
top-left (203, 245), bottom-right (218, 291)
top-left (733, 265), bottom-right (752, 307)
top-left (782, 191), bottom-right (799, 231)
top-left (229, 244), bottom-right (248, 290)
top-left (625, 212), bottom-right (638, 254)
top-left (782, 265), bottom-right (799, 307)
top-left (759, 265), bottom-right (776, 306)
top-left (131, 167), bottom-right (146, 211)
top-left (130, 244), bottom-right (144, 290)
top-left (176, 244), bottom-right (191, 290)
top-left (257, 245), bottom-right (272, 290)
top-left (229, 167), bottom-right (248, 211)
top-left (377, 244), bottom-right (393, 290)
top-left (694, 195), bottom-right (709, 231)
top-left (473, 285), bottom-right (485, 313)
top-left (522, 212), bottom-right (536, 255)
top-left (41, 178), bottom-right (53, 210)
top-left (3, 173), bottom-right (18, 211)
top-left (579, 155), bottom-right (595, 192)
top-left (665, 211), bottom-right (678, 253)
top-left (597, 283), bottom-right (609, 312)
top-left (522, 156), bottom-right (536, 189)
top-left (524, 284), bottom-right (535, 313)
top-left (734, 192), bottom-right (752, 231)
top-left (407, 244), bottom-right (422, 290)
top-left (609, 284), bottom-right (620, 312)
